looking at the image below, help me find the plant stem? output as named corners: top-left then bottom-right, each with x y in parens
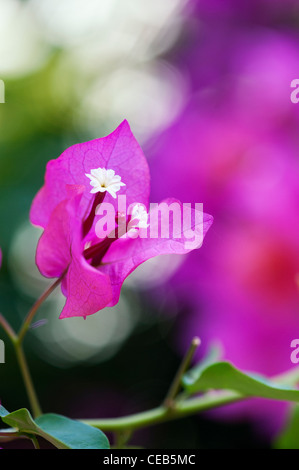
top-left (14, 342), bottom-right (42, 419)
top-left (18, 276), bottom-right (64, 345)
top-left (82, 390), bottom-right (242, 432)
top-left (114, 429), bottom-right (133, 449)
top-left (0, 276), bottom-right (64, 420)
top-left (163, 337), bottom-right (200, 408)
top-left (31, 435), bottom-right (40, 449)
top-left (82, 365), bottom-right (299, 434)
top-left (0, 314), bottom-right (17, 343)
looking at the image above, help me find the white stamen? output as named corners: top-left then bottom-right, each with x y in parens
top-left (85, 167), bottom-right (125, 198)
top-left (128, 203), bottom-right (149, 230)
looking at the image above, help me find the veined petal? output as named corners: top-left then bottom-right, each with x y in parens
top-left (100, 199), bottom-right (213, 306)
top-left (60, 224), bottom-right (112, 318)
top-left (30, 120), bottom-right (150, 229)
top-left (36, 187), bottom-right (84, 278)
top-left (59, 256), bottom-right (112, 319)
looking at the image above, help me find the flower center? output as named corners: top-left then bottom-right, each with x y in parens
top-left (83, 167), bottom-right (126, 238)
top-left (85, 167), bottom-right (125, 199)
top-left (83, 203), bottom-right (149, 266)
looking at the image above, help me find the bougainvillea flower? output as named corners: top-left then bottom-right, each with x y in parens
top-left (30, 121), bottom-right (213, 319)
top-left (30, 120), bottom-right (149, 229)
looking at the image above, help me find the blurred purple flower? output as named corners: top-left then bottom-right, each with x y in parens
top-left (148, 28), bottom-right (299, 433)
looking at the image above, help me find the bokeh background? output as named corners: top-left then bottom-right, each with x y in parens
top-left (0, 0), bottom-right (299, 448)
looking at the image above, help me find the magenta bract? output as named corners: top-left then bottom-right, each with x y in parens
top-left (30, 121), bottom-right (213, 319)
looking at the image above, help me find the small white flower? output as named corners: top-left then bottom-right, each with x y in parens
top-left (128, 203), bottom-right (149, 229)
top-left (85, 167), bottom-right (125, 198)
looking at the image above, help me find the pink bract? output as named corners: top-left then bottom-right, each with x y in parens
top-left (30, 121), bottom-right (213, 319)
top-left (30, 120), bottom-right (150, 228)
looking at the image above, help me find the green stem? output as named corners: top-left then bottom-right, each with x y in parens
top-left (0, 314), bottom-right (17, 343)
top-left (31, 435), bottom-right (40, 449)
top-left (163, 337), bottom-right (200, 408)
top-left (82, 390), bottom-right (242, 432)
top-left (114, 429), bottom-right (133, 449)
top-left (82, 366), bottom-right (299, 434)
top-left (14, 343), bottom-right (42, 419)
top-left (0, 276), bottom-right (64, 420)
top-left (18, 276), bottom-right (63, 345)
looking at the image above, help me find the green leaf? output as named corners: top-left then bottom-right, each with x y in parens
top-left (35, 414), bottom-right (110, 449)
top-left (0, 408), bottom-right (110, 449)
top-left (182, 361), bottom-right (299, 402)
top-left (0, 405), bottom-right (9, 418)
top-left (182, 345), bottom-right (222, 392)
top-left (275, 405), bottom-right (299, 449)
